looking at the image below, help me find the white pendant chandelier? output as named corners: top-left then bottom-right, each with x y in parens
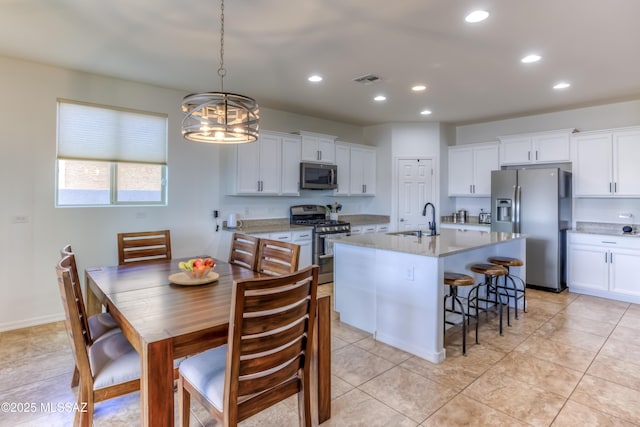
top-left (181, 0), bottom-right (259, 144)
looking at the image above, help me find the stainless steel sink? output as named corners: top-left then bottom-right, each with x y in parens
top-left (386, 230), bottom-right (439, 237)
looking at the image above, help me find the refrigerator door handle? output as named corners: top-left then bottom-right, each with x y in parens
top-left (514, 185), bottom-right (522, 233)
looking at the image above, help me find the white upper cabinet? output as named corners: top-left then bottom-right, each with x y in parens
top-left (281, 135), bottom-right (302, 195)
top-left (350, 146), bottom-right (376, 196)
top-left (334, 142), bottom-right (376, 196)
top-left (236, 133), bottom-right (280, 194)
top-left (334, 143), bottom-right (351, 196)
top-left (299, 131), bottom-right (336, 163)
top-left (573, 126), bottom-right (640, 197)
top-left (224, 130), bottom-right (301, 196)
top-left (448, 142), bottom-right (499, 197)
top-left (499, 129), bottom-right (574, 165)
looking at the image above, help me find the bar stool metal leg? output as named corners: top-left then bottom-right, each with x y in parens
top-left (444, 272), bottom-right (477, 356)
top-left (488, 256), bottom-right (526, 319)
top-left (468, 263), bottom-right (508, 336)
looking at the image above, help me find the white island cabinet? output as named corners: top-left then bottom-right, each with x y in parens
top-left (334, 229), bottom-right (526, 363)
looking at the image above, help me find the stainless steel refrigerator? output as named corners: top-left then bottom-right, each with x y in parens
top-left (491, 168), bottom-right (572, 292)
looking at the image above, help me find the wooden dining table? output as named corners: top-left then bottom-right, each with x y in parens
top-left (85, 257), bottom-right (331, 427)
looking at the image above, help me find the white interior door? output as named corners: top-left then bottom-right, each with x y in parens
top-left (397, 159), bottom-right (434, 231)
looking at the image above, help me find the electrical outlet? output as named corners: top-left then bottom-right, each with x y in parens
top-left (405, 266), bottom-right (414, 281)
top-left (13, 215), bottom-right (29, 223)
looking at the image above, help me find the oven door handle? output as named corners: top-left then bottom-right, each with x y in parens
top-left (318, 254), bottom-right (333, 260)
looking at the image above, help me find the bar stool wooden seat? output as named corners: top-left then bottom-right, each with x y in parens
top-left (468, 263), bottom-right (508, 335)
top-left (488, 256), bottom-right (526, 319)
top-left (444, 272), bottom-right (478, 356)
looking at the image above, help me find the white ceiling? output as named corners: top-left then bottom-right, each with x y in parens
top-left (1, 0), bottom-right (639, 126)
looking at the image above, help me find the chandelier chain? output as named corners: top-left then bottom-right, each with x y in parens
top-left (218, 0), bottom-right (226, 90)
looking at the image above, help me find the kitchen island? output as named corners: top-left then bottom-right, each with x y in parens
top-left (333, 228), bottom-right (526, 363)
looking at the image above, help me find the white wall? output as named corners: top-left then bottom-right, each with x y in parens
top-left (0, 55), bottom-right (367, 330)
top-left (363, 123), bottom-right (451, 230)
top-left (456, 99), bottom-right (640, 144)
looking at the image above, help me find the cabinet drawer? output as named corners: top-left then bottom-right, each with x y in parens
top-left (350, 226), bottom-right (363, 235)
top-left (292, 229), bottom-right (313, 241)
top-left (569, 233), bottom-right (640, 249)
top-left (269, 231), bottom-right (292, 241)
top-left (362, 225), bottom-right (377, 234)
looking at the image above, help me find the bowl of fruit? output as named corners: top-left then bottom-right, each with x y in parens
top-left (178, 258), bottom-right (215, 279)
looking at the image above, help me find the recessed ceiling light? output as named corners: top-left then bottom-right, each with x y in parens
top-left (374, 95), bottom-right (386, 102)
top-left (420, 110), bottom-right (432, 116)
top-left (465, 10), bottom-right (489, 23)
top-left (521, 54), bottom-right (542, 63)
top-left (412, 85), bottom-right (427, 92)
top-left (308, 75), bottom-right (323, 83)
top-left (553, 82), bottom-right (571, 90)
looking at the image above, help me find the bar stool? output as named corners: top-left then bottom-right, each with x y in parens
top-left (444, 272), bottom-right (478, 356)
top-left (488, 256), bottom-right (526, 319)
top-left (467, 263), bottom-right (508, 335)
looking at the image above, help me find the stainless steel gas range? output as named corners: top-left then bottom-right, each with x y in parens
top-left (290, 205), bottom-right (350, 284)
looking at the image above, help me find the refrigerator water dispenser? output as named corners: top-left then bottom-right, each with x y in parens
top-left (496, 199), bottom-right (512, 222)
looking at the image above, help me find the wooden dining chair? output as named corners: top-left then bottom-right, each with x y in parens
top-left (228, 233), bottom-right (260, 270)
top-left (56, 255), bottom-right (140, 427)
top-left (60, 245), bottom-right (120, 387)
top-left (117, 229), bottom-right (172, 266)
top-left (178, 265), bottom-right (319, 427)
top-left (255, 238), bottom-right (300, 276)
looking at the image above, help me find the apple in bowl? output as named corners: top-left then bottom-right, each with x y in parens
top-left (178, 258), bottom-right (215, 279)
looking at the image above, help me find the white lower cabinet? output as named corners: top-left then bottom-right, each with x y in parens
top-left (245, 229), bottom-right (312, 269)
top-left (568, 233), bottom-right (640, 302)
top-left (292, 230), bottom-right (313, 268)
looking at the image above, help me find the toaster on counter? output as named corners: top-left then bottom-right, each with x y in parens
top-left (479, 212), bottom-right (491, 224)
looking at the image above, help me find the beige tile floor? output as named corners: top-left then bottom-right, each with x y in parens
top-left (2, 286), bottom-right (640, 426)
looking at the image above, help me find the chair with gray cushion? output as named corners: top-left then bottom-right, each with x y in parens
top-left (178, 265), bottom-right (319, 426)
top-left (56, 255), bottom-right (140, 426)
top-left (60, 245), bottom-right (120, 387)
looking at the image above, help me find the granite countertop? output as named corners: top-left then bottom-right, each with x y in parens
top-left (222, 218), bottom-right (312, 234)
top-left (570, 221), bottom-right (639, 238)
top-left (339, 214), bottom-right (390, 226)
top-left (221, 214), bottom-right (390, 234)
top-left (332, 228), bottom-right (525, 258)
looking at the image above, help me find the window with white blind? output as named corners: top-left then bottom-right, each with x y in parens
top-left (56, 100), bottom-right (168, 206)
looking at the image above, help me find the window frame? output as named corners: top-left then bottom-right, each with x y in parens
top-left (55, 99), bottom-right (168, 207)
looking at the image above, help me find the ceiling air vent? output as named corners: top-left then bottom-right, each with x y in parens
top-left (353, 74), bottom-right (382, 85)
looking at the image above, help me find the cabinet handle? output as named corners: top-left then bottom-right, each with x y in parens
top-left (610, 253), bottom-right (613, 263)
top-left (473, 184), bottom-right (476, 193)
top-left (536, 151), bottom-right (539, 160)
top-left (614, 182), bottom-right (617, 193)
top-left (470, 184), bottom-right (473, 193)
top-left (605, 252), bottom-right (608, 263)
top-left (528, 151), bottom-right (531, 161)
top-left (610, 182), bottom-right (612, 193)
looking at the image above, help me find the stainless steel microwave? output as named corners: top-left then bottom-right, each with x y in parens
top-left (300, 162), bottom-right (338, 190)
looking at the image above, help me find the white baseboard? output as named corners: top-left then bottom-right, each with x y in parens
top-left (0, 313), bottom-right (65, 333)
